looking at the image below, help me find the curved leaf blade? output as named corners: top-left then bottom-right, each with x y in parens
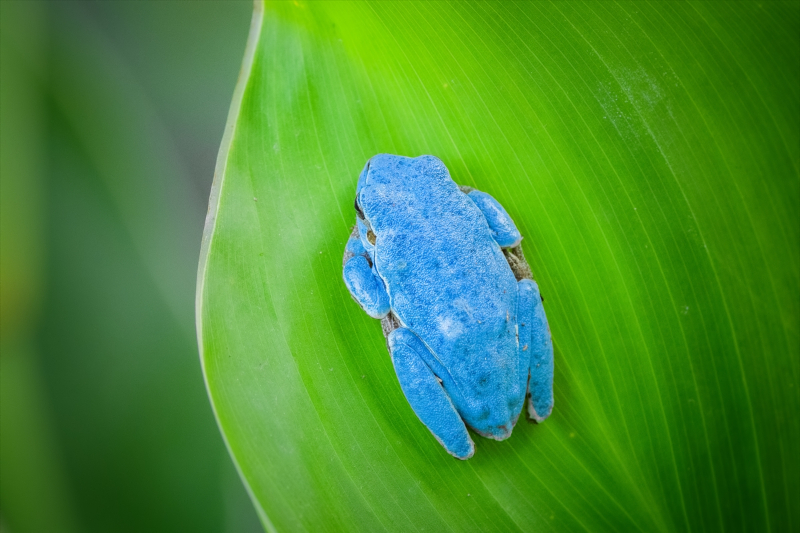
top-left (198, 1), bottom-right (799, 531)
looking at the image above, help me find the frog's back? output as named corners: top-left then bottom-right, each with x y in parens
top-left (361, 155), bottom-right (519, 392)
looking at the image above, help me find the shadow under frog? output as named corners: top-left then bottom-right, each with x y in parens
top-left (342, 154), bottom-right (554, 460)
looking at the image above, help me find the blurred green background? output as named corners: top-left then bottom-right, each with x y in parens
top-left (0, 1), bottom-right (262, 531)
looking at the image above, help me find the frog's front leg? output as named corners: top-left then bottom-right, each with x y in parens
top-left (388, 328), bottom-right (475, 459)
top-left (343, 232), bottom-right (390, 319)
top-left (467, 190), bottom-right (522, 248)
top-left (517, 279), bottom-right (554, 422)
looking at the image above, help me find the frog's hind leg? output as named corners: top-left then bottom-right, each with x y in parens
top-left (343, 229), bottom-right (390, 319)
top-left (465, 190), bottom-right (522, 248)
top-left (388, 327), bottom-right (475, 460)
top-left (517, 279), bottom-right (554, 422)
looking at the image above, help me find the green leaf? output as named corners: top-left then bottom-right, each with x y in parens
top-left (197, 1), bottom-right (799, 531)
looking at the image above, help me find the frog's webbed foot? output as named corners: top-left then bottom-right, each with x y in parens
top-left (464, 189), bottom-right (522, 248)
top-left (343, 228), bottom-right (390, 319)
top-left (517, 279), bottom-right (554, 422)
top-left (388, 327), bottom-right (475, 460)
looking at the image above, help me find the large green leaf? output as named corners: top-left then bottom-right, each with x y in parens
top-left (197, 1), bottom-right (799, 531)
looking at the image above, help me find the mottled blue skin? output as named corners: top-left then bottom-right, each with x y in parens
top-left (343, 154), bottom-right (554, 459)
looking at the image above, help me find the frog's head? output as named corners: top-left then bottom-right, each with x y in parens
top-left (354, 154), bottom-right (450, 229)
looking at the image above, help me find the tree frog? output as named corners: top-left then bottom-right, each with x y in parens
top-left (342, 154), bottom-right (554, 459)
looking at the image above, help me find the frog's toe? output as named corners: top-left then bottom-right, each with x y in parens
top-left (495, 423), bottom-right (513, 440)
top-left (343, 255), bottom-right (390, 319)
top-left (435, 431), bottom-right (475, 460)
top-left (528, 396), bottom-right (553, 423)
top-left (471, 423), bottom-right (513, 441)
top-left (466, 190), bottom-right (522, 248)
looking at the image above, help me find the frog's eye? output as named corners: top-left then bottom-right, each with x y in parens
top-left (354, 196), bottom-right (365, 220)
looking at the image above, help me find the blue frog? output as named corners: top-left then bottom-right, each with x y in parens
top-left (342, 154), bottom-right (554, 459)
